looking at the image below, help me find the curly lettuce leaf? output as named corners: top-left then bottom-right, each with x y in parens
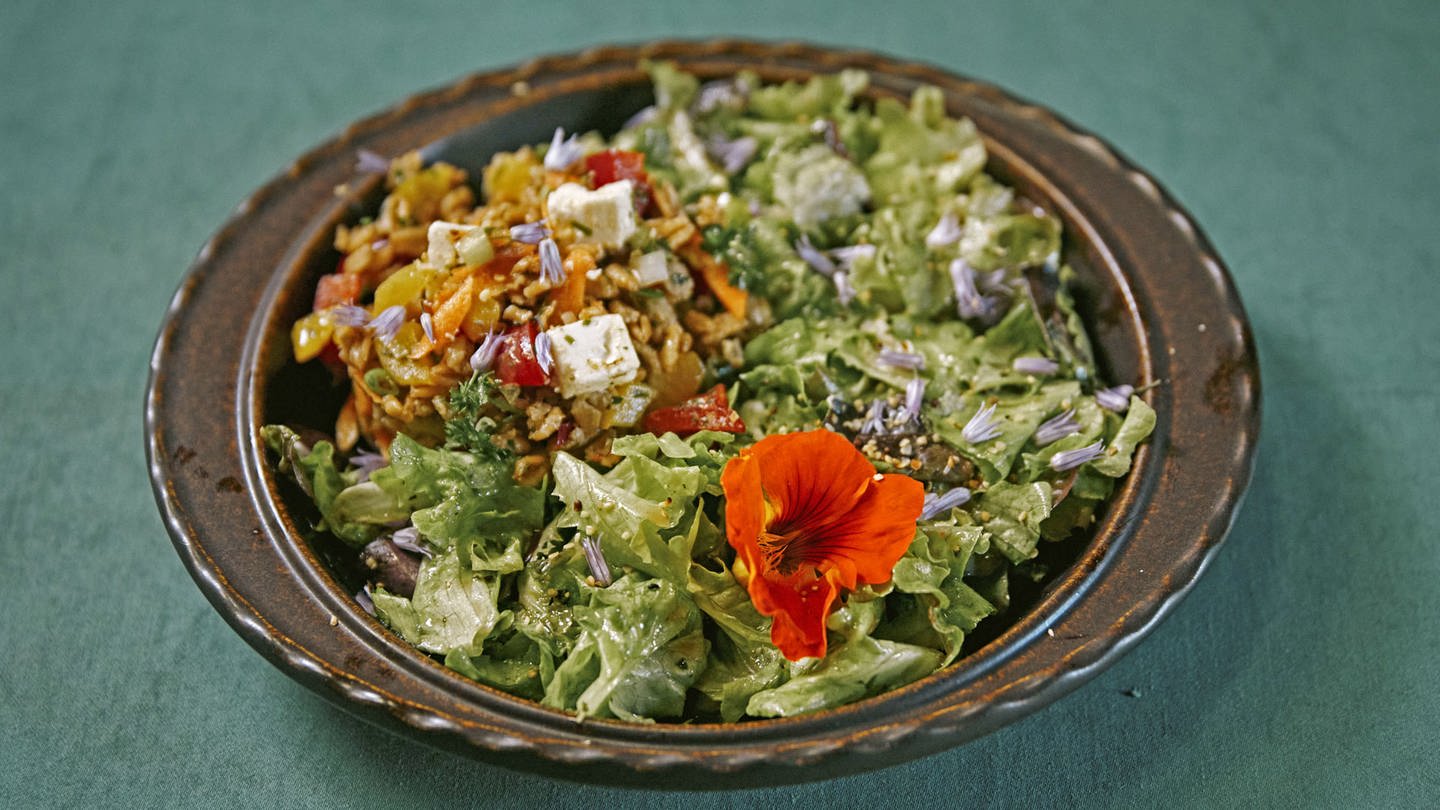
top-left (687, 563), bottom-right (786, 721)
top-left (1092, 397), bottom-right (1156, 477)
top-left (369, 434), bottom-right (543, 570)
top-left (260, 425), bottom-right (381, 547)
top-left (886, 521), bottom-right (996, 664)
top-left (973, 481), bottom-right (1055, 564)
top-left (744, 633), bottom-right (942, 718)
top-left (546, 576), bottom-right (708, 722)
top-left (371, 546), bottom-right (503, 656)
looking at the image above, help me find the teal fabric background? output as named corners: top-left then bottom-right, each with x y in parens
top-left (3, 0), bottom-right (1437, 806)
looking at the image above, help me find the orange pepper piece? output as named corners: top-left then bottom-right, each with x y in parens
top-left (551, 246), bottom-right (595, 317)
top-left (678, 235), bottom-right (747, 320)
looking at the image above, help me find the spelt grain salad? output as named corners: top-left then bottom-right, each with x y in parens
top-left (264, 62), bottom-right (1155, 723)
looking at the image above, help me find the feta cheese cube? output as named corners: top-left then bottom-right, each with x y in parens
top-left (544, 314), bottom-right (641, 397)
top-left (546, 181), bottom-right (637, 250)
top-left (426, 220), bottom-right (485, 269)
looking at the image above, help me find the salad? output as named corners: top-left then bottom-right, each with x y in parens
top-left (264, 63), bottom-right (1155, 723)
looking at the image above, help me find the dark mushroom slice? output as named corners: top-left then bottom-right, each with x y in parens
top-left (361, 537), bottom-right (421, 598)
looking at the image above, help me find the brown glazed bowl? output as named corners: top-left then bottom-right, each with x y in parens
top-left (146, 40), bottom-right (1259, 788)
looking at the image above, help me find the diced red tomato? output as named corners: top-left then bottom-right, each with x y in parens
top-left (642, 384), bottom-right (746, 436)
top-left (313, 272), bottom-right (362, 311)
top-left (586, 149), bottom-right (655, 216)
top-left (494, 321), bottom-right (551, 387)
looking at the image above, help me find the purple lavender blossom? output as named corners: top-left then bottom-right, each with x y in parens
top-left (534, 331), bottom-right (553, 374)
top-left (1096, 385), bottom-right (1135, 412)
top-left (368, 305), bottom-right (406, 340)
top-left (543, 127), bottom-right (585, 171)
top-left (962, 402), bottom-right (1003, 444)
top-left (329, 305), bottom-right (371, 328)
top-left (355, 149), bottom-right (389, 174)
top-left (509, 219), bottom-right (550, 244)
top-left (877, 349), bottom-right (926, 370)
top-left (1050, 441), bottom-right (1105, 472)
top-left (795, 234), bottom-right (837, 277)
top-left (390, 526), bottom-right (433, 559)
top-left (580, 535), bottom-right (613, 586)
top-left (469, 330), bottom-right (505, 373)
top-left (925, 213), bottom-right (962, 250)
top-left (539, 237), bottom-right (565, 285)
top-left (921, 487), bottom-right (972, 520)
top-left (833, 271), bottom-right (857, 306)
top-left (1034, 409), bottom-right (1080, 446)
top-left (1013, 356), bottom-right (1060, 376)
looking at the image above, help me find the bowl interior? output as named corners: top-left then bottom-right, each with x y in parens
top-left (251, 73), bottom-right (1147, 728)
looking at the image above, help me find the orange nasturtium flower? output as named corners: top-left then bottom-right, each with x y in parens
top-left (720, 430), bottom-right (924, 661)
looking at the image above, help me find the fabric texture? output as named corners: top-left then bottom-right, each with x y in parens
top-left (2, 0), bottom-right (1436, 806)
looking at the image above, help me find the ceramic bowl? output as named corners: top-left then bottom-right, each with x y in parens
top-left (146, 40), bottom-right (1259, 787)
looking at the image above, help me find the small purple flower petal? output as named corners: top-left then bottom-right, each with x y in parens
top-left (368, 305), bottom-right (406, 340)
top-left (509, 219), bottom-right (550, 244)
top-left (1096, 384), bottom-right (1135, 412)
top-left (543, 127), bottom-right (585, 171)
top-left (833, 271), bottom-right (856, 306)
top-left (860, 399), bottom-right (887, 434)
top-left (979, 269), bottom-right (1011, 295)
top-left (795, 235), bottom-right (836, 277)
top-left (898, 377), bottom-right (926, 423)
top-left (534, 331), bottom-right (553, 375)
top-left (878, 349), bottom-right (926, 371)
top-left (330, 305), bottom-right (371, 328)
top-left (925, 213), bottom-right (962, 250)
top-left (695, 79), bottom-right (743, 113)
top-left (1013, 356), bottom-right (1060, 376)
top-left (829, 243), bottom-right (876, 272)
top-left (962, 402), bottom-right (1003, 444)
top-left (580, 535), bottom-right (612, 587)
top-left (538, 237), bottom-right (565, 285)
top-left (356, 584), bottom-right (375, 616)
top-left (818, 118), bottom-right (849, 159)
top-left (1050, 440), bottom-right (1105, 472)
top-left (469, 330), bottom-right (505, 373)
top-left (949, 258), bottom-right (993, 319)
top-left (622, 105), bottom-right (659, 130)
top-left (420, 312), bottom-right (435, 342)
top-left (349, 450), bottom-right (387, 483)
top-left (1035, 409), bottom-right (1080, 446)
top-left (390, 526), bottom-right (433, 559)
top-left (921, 487), bottom-right (972, 520)
top-left (355, 149), bottom-right (389, 174)
top-left (707, 134), bottom-right (758, 175)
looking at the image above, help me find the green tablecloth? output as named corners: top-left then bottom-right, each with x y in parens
top-left (4, 0), bottom-right (1436, 805)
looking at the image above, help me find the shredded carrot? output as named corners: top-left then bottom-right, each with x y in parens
top-left (430, 274), bottom-right (476, 347)
top-left (551, 246), bottom-right (595, 317)
top-left (679, 236), bottom-right (747, 320)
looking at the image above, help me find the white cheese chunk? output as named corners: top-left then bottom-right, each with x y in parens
top-left (546, 181), bottom-right (637, 250)
top-left (544, 314), bottom-right (641, 397)
top-left (426, 220), bottom-right (480, 269)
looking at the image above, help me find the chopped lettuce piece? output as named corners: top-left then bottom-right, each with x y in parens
top-left (744, 633), bottom-right (942, 718)
top-left (261, 425), bottom-right (380, 547)
top-left (371, 546), bottom-right (504, 656)
top-left (554, 576), bottom-right (708, 721)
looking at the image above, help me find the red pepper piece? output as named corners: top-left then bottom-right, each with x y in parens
top-left (643, 384), bottom-right (746, 436)
top-left (586, 149), bottom-right (655, 217)
top-left (495, 321), bottom-right (551, 387)
top-left (313, 272), bottom-right (362, 311)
